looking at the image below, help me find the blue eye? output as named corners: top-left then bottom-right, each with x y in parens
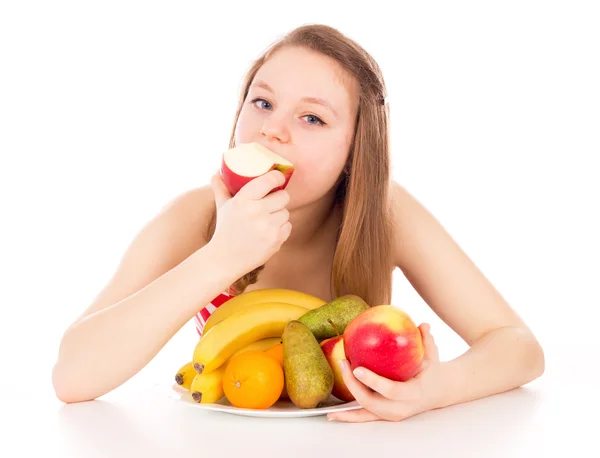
top-left (303, 114), bottom-right (325, 126)
top-left (251, 98), bottom-right (272, 110)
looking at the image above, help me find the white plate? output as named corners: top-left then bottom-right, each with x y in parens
top-left (167, 384), bottom-right (362, 418)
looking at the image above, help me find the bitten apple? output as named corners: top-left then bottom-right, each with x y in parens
top-left (343, 305), bottom-right (424, 382)
top-left (220, 142), bottom-right (295, 196)
top-left (320, 336), bottom-right (355, 402)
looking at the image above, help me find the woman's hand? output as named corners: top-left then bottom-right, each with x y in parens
top-left (327, 323), bottom-right (446, 422)
top-left (210, 170), bottom-right (292, 277)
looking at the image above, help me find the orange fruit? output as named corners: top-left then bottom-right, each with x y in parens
top-left (264, 343), bottom-right (283, 366)
top-left (223, 350), bottom-right (284, 409)
top-left (264, 343), bottom-right (289, 400)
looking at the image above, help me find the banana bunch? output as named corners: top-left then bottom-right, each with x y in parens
top-left (175, 338), bottom-right (280, 403)
top-left (174, 288), bottom-right (326, 404)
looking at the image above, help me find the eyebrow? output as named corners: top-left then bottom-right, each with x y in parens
top-left (250, 80), bottom-right (338, 117)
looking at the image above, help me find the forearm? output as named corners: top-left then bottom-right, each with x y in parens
top-left (438, 326), bottom-right (545, 408)
top-left (52, 241), bottom-right (239, 403)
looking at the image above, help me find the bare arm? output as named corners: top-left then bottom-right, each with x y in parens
top-left (52, 188), bottom-right (240, 403)
top-left (391, 182), bottom-right (545, 398)
top-left (439, 326), bottom-right (544, 408)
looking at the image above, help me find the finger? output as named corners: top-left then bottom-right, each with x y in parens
top-left (338, 360), bottom-right (386, 412)
top-left (210, 172), bottom-right (232, 208)
top-left (279, 221), bottom-right (292, 242)
top-left (419, 323), bottom-right (439, 362)
top-left (352, 366), bottom-right (418, 401)
top-left (327, 408), bottom-right (381, 423)
top-left (237, 170), bottom-right (286, 201)
top-left (261, 189), bottom-right (290, 213)
top-left (270, 208), bottom-right (290, 228)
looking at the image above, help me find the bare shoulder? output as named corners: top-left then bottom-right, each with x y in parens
top-left (156, 184), bottom-right (216, 249)
top-left (71, 185), bottom-right (216, 324)
top-left (124, 183), bottom-right (218, 275)
top-left (389, 180), bottom-right (460, 267)
top-left (389, 180), bottom-right (424, 264)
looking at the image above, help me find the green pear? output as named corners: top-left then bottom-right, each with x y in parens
top-left (282, 320), bottom-right (333, 409)
top-left (298, 294), bottom-right (370, 341)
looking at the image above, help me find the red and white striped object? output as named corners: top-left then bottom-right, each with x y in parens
top-left (194, 291), bottom-right (234, 338)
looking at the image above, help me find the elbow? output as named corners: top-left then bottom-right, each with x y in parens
top-left (531, 338), bottom-right (546, 380)
top-left (521, 330), bottom-right (545, 383)
top-left (52, 327), bottom-right (99, 404)
top-left (52, 361), bottom-right (97, 404)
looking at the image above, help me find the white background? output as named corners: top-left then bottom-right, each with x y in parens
top-left (1, 1), bottom-right (599, 456)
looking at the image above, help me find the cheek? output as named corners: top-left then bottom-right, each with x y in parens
top-left (234, 107), bottom-right (259, 144)
top-left (298, 135), bottom-right (349, 180)
top-left (287, 142), bottom-right (348, 204)
top-left (296, 156), bottom-right (342, 186)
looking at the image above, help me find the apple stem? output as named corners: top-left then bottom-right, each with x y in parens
top-left (328, 319), bottom-right (341, 337)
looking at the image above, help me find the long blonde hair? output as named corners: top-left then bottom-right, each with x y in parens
top-left (205, 24), bottom-right (394, 306)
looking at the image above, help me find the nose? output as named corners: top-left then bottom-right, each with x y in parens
top-left (260, 113), bottom-right (290, 144)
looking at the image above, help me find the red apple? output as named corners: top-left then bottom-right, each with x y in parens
top-left (220, 142), bottom-right (295, 196)
top-left (320, 336), bottom-right (355, 402)
top-left (343, 305), bottom-right (424, 382)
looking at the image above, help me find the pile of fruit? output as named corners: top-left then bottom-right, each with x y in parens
top-left (174, 288), bottom-right (424, 410)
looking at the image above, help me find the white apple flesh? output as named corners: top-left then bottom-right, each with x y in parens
top-left (220, 142), bottom-right (295, 196)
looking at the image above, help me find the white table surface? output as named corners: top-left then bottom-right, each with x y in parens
top-left (3, 365), bottom-right (597, 458)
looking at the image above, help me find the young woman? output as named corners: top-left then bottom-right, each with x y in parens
top-left (52, 24), bottom-right (545, 422)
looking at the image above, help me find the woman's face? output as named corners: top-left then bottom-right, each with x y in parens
top-left (234, 46), bottom-right (359, 209)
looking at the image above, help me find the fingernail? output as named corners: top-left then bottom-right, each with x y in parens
top-left (353, 368), bottom-right (365, 379)
top-left (338, 360), bottom-right (347, 372)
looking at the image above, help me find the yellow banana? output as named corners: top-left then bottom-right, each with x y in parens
top-left (193, 302), bottom-right (306, 374)
top-left (232, 337), bottom-right (281, 356)
top-left (203, 288), bottom-right (326, 334)
top-left (174, 361), bottom-right (196, 390)
top-left (190, 366), bottom-right (226, 403)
